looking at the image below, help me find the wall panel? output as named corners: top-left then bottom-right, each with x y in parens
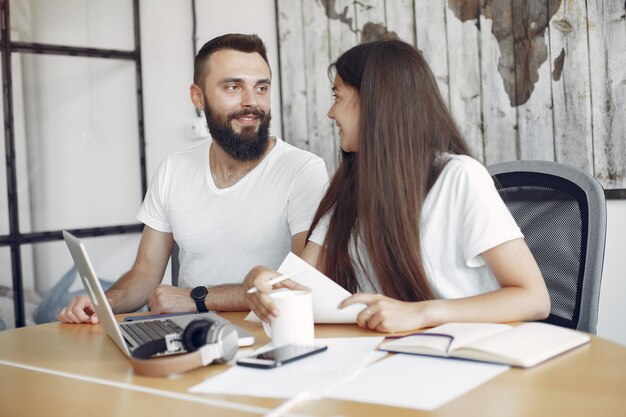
top-left (277, 0), bottom-right (626, 192)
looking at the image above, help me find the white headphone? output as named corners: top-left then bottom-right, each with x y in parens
top-left (130, 318), bottom-right (239, 377)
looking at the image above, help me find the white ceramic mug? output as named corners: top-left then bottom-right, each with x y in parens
top-left (262, 289), bottom-right (315, 347)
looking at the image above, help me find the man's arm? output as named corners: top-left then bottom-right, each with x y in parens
top-left (106, 226), bottom-right (174, 313)
top-left (57, 225), bottom-right (173, 323)
top-left (149, 231), bottom-right (312, 314)
top-left (286, 157), bottom-right (327, 257)
top-left (148, 283), bottom-right (249, 313)
top-left (291, 231), bottom-right (308, 256)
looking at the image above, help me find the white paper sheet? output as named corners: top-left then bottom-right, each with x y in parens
top-left (246, 252), bottom-right (366, 323)
top-left (329, 353), bottom-right (509, 410)
top-left (189, 337), bottom-right (384, 398)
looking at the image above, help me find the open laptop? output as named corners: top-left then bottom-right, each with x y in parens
top-left (62, 231), bottom-right (255, 357)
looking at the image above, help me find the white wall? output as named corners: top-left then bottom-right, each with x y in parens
top-left (8, 0), bottom-right (142, 294)
top-left (597, 200), bottom-right (626, 346)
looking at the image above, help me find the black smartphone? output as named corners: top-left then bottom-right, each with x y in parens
top-left (236, 344), bottom-right (328, 369)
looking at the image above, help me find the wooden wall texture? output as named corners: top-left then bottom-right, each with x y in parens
top-left (276, 0), bottom-right (626, 196)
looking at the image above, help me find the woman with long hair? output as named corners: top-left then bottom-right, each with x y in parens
top-left (244, 39), bottom-right (550, 333)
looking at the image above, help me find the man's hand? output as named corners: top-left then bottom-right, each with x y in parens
top-left (57, 294), bottom-right (100, 324)
top-left (147, 284), bottom-right (196, 313)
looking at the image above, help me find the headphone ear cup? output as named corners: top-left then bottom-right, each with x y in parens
top-left (211, 324), bottom-right (240, 364)
top-left (181, 319), bottom-right (214, 352)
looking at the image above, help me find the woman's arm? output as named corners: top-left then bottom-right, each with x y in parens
top-left (243, 242), bottom-right (326, 321)
top-left (341, 238), bottom-right (551, 333)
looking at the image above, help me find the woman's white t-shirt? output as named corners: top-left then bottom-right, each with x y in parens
top-left (309, 155), bottom-right (523, 299)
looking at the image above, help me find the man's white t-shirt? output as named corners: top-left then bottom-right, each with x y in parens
top-left (309, 154), bottom-right (522, 299)
top-left (138, 138), bottom-right (328, 288)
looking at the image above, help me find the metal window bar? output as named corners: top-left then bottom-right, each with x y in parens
top-left (0, 0), bottom-right (147, 328)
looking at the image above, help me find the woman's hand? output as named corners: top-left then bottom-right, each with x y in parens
top-left (243, 265), bottom-right (307, 322)
top-left (340, 293), bottom-right (432, 333)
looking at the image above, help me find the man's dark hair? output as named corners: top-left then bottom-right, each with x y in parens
top-left (193, 33), bottom-right (270, 86)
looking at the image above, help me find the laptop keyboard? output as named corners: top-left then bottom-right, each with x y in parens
top-left (121, 319), bottom-right (184, 345)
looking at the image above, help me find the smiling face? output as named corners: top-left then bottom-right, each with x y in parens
top-left (191, 49), bottom-right (272, 160)
top-left (328, 74), bottom-right (361, 153)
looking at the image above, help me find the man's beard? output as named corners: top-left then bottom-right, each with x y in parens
top-left (204, 102), bottom-right (271, 161)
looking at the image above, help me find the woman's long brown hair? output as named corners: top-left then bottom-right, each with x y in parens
top-left (308, 40), bottom-right (472, 301)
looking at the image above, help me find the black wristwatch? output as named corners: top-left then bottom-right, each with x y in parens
top-left (190, 286), bottom-right (209, 313)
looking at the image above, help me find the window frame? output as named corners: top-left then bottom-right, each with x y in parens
top-left (0, 0), bottom-right (147, 328)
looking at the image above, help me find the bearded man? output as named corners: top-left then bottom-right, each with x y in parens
top-left (58, 34), bottom-right (327, 323)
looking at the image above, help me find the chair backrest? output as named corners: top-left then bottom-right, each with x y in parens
top-left (487, 160), bottom-right (607, 334)
top-left (171, 242), bottom-right (180, 287)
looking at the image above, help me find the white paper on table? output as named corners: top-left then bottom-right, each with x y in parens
top-left (189, 337), bottom-right (384, 398)
top-left (329, 353), bottom-right (509, 410)
top-left (245, 252), bottom-right (365, 323)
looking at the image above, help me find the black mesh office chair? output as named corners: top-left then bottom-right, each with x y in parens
top-left (487, 160), bottom-right (607, 334)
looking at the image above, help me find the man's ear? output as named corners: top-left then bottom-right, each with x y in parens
top-left (190, 84), bottom-right (204, 110)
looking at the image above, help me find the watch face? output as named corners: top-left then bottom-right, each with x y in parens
top-left (191, 286), bottom-right (208, 300)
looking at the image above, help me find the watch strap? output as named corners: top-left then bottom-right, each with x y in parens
top-left (195, 297), bottom-right (208, 312)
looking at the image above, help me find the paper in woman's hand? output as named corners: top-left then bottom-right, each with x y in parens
top-left (245, 252), bottom-right (365, 323)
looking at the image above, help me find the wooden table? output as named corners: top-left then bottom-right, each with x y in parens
top-left (1, 312), bottom-right (625, 417)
